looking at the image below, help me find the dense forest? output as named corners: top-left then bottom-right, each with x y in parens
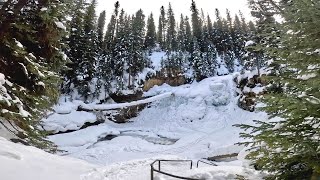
top-left (0, 0), bottom-right (319, 179)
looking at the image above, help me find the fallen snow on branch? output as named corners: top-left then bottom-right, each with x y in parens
top-left (79, 92), bottom-right (173, 111)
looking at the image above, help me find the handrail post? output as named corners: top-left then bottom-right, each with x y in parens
top-left (159, 161), bottom-right (161, 171)
top-left (151, 165), bottom-right (154, 180)
top-left (190, 161), bottom-right (193, 169)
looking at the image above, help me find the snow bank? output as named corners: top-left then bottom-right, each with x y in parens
top-left (48, 123), bottom-right (120, 149)
top-left (81, 156), bottom-right (263, 180)
top-left (41, 98), bottom-right (95, 133)
top-left (149, 51), bottom-right (166, 71)
top-left (42, 111), bottom-right (97, 133)
top-left (0, 137), bottom-right (96, 180)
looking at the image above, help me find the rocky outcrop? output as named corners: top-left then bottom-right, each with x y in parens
top-left (234, 73), bottom-right (267, 112)
top-left (143, 68), bottom-right (186, 91)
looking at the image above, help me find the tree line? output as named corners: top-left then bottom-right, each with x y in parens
top-left (63, 0), bottom-right (258, 101)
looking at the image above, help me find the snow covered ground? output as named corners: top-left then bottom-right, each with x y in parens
top-left (1, 74), bottom-right (268, 179)
top-left (40, 74), bottom-right (267, 179)
top-left (0, 137), bottom-right (96, 180)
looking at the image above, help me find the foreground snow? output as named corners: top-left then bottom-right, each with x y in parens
top-left (0, 137), bottom-right (96, 180)
top-left (82, 155), bottom-right (263, 180)
top-left (0, 137), bottom-right (263, 180)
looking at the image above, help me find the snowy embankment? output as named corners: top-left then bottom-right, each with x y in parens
top-left (0, 137), bottom-right (96, 180)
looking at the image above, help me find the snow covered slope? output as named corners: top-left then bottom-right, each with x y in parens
top-left (0, 137), bottom-right (96, 180)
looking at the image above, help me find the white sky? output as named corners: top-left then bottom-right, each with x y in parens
top-left (96, 0), bottom-right (253, 24)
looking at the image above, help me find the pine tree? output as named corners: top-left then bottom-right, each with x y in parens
top-left (207, 15), bottom-right (214, 43)
top-left (213, 8), bottom-right (224, 54)
top-left (95, 10), bottom-right (106, 97)
top-left (202, 17), bottom-right (217, 77)
top-left (128, 9), bottom-right (147, 88)
top-left (191, 38), bottom-right (204, 81)
top-left (64, 0), bottom-right (86, 93)
top-left (232, 14), bottom-right (246, 69)
top-left (0, 0), bottom-right (69, 149)
top-left (113, 9), bottom-right (127, 91)
top-left (97, 10), bottom-right (106, 49)
top-left (144, 13), bottom-right (157, 51)
top-left (166, 3), bottom-right (177, 52)
top-left (104, 1), bottom-right (120, 54)
top-left (237, 0), bottom-right (320, 179)
top-left (157, 6), bottom-right (166, 50)
top-left (184, 16), bottom-right (193, 53)
top-left (244, 0), bottom-right (281, 76)
top-left (79, 0), bottom-right (98, 100)
top-left (190, 0), bottom-right (202, 49)
top-left (221, 13), bottom-right (235, 73)
top-left (239, 10), bottom-right (248, 34)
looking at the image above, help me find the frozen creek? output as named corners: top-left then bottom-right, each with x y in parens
top-left (42, 75), bottom-right (268, 179)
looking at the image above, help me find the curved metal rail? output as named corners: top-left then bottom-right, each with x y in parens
top-left (196, 160), bottom-right (218, 168)
top-left (150, 159), bottom-right (217, 180)
top-left (150, 160), bottom-right (199, 180)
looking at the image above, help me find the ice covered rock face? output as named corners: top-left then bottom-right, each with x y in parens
top-left (145, 76), bottom-right (233, 108)
top-left (207, 83), bottom-right (231, 106)
top-left (143, 76), bottom-right (234, 122)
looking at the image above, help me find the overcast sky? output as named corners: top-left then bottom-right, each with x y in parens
top-left (96, 0), bottom-right (253, 24)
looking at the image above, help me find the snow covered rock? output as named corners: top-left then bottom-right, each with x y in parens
top-left (42, 111), bottom-right (97, 133)
top-left (234, 71), bottom-right (267, 111)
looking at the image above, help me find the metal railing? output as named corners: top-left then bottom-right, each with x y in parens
top-left (150, 160), bottom-right (198, 180)
top-left (150, 159), bottom-right (217, 180)
top-left (196, 160), bottom-right (217, 168)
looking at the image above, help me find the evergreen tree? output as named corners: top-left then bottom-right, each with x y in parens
top-left (95, 10), bottom-right (106, 97)
top-left (157, 6), bottom-right (166, 50)
top-left (239, 10), bottom-right (248, 34)
top-left (190, 0), bottom-right (202, 49)
top-left (237, 0), bottom-right (320, 179)
top-left (104, 1), bottom-right (120, 53)
top-left (184, 16), bottom-right (193, 53)
top-left (207, 15), bottom-right (214, 43)
top-left (128, 9), bottom-right (147, 88)
top-left (245, 0), bottom-right (281, 76)
top-left (213, 8), bottom-right (224, 54)
top-left (233, 14), bottom-right (246, 67)
top-left (144, 13), bottom-right (157, 51)
top-left (177, 14), bottom-right (186, 52)
top-left (166, 3), bottom-right (177, 52)
top-left (79, 0), bottom-right (98, 100)
top-left (64, 0), bottom-right (86, 93)
top-left (113, 9), bottom-right (127, 90)
top-left (0, 0), bottom-right (69, 149)
top-left (97, 10), bottom-right (106, 49)
top-left (191, 38), bottom-right (204, 81)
